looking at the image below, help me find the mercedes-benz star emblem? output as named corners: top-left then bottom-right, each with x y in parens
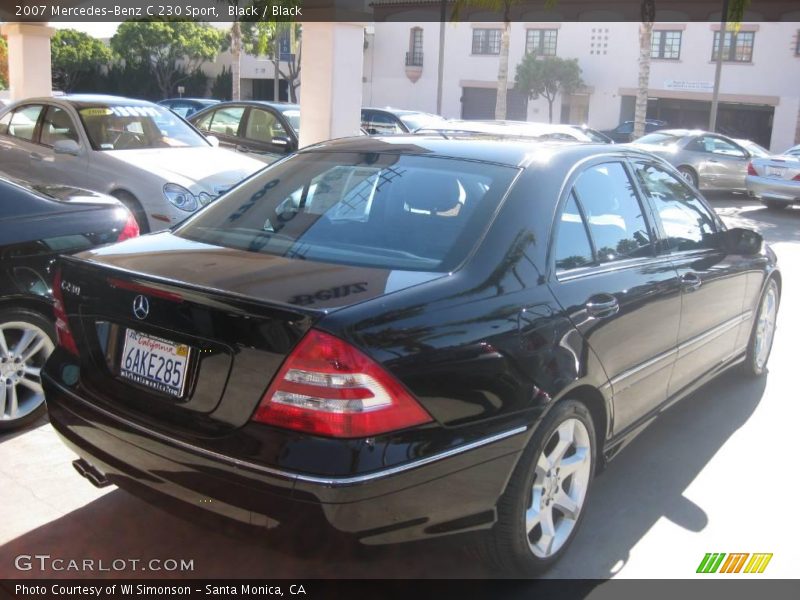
top-left (132, 295), bottom-right (150, 320)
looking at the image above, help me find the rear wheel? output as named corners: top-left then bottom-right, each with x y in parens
top-left (477, 400), bottom-right (596, 575)
top-left (0, 309), bottom-right (55, 431)
top-left (743, 278), bottom-right (780, 377)
top-left (763, 200), bottom-right (788, 211)
top-left (678, 166), bottom-right (699, 188)
top-left (112, 190), bottom-right (150, 234)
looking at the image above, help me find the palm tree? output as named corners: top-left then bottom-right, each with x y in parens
top-left (451, 0), bottom-right (523, 120)
top-left (709, 0), bottom-right (751, 131)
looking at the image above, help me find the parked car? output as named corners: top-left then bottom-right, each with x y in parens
top-left (361, 107), bottom-right (448, 134)
top-left (188, 101), bottom-right (300, 163)
top-left (601, 119), bottom-right (668, 143)
top-left (632, 129), bottom-right (756, 191)
top-left (419, 120), bottom-right (611, 143)
top-left (158, 98), bottom-right (220, 119)
top-left (44, 136), bottom-right (779, 574)
top-left (0, 95), bottom-right (265, 233)
top-left (0, 175), bottom-right (138, 430)
top-left (746, 153), bottom-right (800, 209)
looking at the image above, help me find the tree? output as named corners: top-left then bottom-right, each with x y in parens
top-left (242, 20), bottom-right (294, 101)
top-left (110, 20), bottom-right (225, 99)
top-left (0, 36), bottom-right (8, 91)
top-left (709, 0), bottom-right (751, 131)
top-left (452, 0), bottom-right (557, 120)
top-left (515, 55), bottom-right (582, 124)
top-left (50, 29), bottom-right (112, 93)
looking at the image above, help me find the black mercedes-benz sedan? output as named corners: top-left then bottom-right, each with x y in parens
top-left (1, 175), bottom-right (139, 430)
top-left (43, 136), bottom-right (780, 574)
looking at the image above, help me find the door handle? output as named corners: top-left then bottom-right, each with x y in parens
top-left (586, 294), bottom-right (619, 318)
top-left (681, 272), bottom-right (702, 291)
top-left (235, 145), bottom-right (250, 153)
top-left (708, 159), bottom-right (720, 163)
top-left (30, 152), bottom-right (43, 161)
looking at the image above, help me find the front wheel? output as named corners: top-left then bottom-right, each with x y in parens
top-left (477, 400), bottom-right (596, 575)
top-left (0, 309), bottom-right (56, 431)
top-left (743, 278), bottom-right (780, 377)
top-left (678, 166), bottom-right (699, 188)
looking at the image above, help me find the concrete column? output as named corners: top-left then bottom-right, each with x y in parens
top-left (0, 22), bottom-right (55, 102)
top-left (299, 22), bottom-right (364, 148)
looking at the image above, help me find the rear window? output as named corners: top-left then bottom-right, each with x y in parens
top-left (175, 152), bottom-right (519, 272)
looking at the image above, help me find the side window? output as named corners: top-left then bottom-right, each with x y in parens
top-left (555, 192), bottom-right (595, 272)
top-left (617, 122), bottom-right (633, 134)
top-left (208, 106), bottom-right (245, 137)
top-left (0, 112), bottom-right (12, 135)
top-left (573, 162), bottom-right (654, 263)
top-left (633, 162), bottom-right (720, 252)
top-left (193, 110), bottom-right (214, 131)
top-left (40, 106), bottom-right (79, 147)
top-left (244, 109), bottom-right (287, 143)
top-left (8, 105), bottom-right (44, 141)
top-left (366, 112), bottom-right (403, 135)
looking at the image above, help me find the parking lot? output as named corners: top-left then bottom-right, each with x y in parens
top-left (1, 195), bottom-right (798, 580)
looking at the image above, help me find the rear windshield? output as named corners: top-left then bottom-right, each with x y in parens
top-left (175, 152), bottom-right (519, 272)
top-left (636, 132), bottom-right (682, 146)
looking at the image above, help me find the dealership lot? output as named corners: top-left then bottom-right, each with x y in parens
top-left (1, 196), bottom-right (797, 579)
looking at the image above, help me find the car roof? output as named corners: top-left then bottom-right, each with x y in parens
top-left (300, 134), bottom-right (653, 169)
top-left (207, 100), bottom-right (299, 111)
top-left (160, 98), bottom-right (219, 104)
top-left (364, 107), bottom-right (439, 117)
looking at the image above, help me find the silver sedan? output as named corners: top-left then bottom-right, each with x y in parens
top-left (632, 129), bottom-right (756, 191)
top-left (746, 154), bottom-right (800, 209)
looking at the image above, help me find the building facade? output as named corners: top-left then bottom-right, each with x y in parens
top-left (363, 21), bottom-right (800, 152)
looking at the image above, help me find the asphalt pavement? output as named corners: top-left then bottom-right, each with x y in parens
top-left (1, 195), bottom-right (798, 579)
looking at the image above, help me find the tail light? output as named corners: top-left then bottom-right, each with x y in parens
top-left (747, 162), bottom-right (758, 176)
top-left (52, 269), bottom-right (79, 356)
top-left (793, 173), bottom-right (800, 181)
top-left (252, 329), bottom-right (432, 438)
top-left (117, 210), bottom-right (140, 242)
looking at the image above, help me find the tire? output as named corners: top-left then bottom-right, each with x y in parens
top-left (763, 200), bottom-right (788, 211)
top-left (678, 166), bottom-right (699, 189)
top-left (476, 400), bottom-right (596, 575)
top-left (0, 308), bottom-right (56, 431)
top-left (112, 190), bottom-right (150, 234)
top-left (742, 278), bottom-right (780, 377)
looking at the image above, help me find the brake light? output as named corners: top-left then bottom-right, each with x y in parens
top-left (253, 329), bottom-right (432, 438)
top-left (793, 173), bottom-right (800, 181)
top-left (52, 269), bottom-right (79, 356)
top-left (747, 162), bottom-right (758, 176)
top-left (117, 210), bottom-right (140, 242)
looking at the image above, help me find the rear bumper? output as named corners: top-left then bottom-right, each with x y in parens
top-left (746, 176), bottom-right (800, 203)
top-left (44, 371), bottom-right (527, 545)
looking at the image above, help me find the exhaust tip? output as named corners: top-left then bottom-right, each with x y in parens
top-left (72, 459), bottom-right (111, 488)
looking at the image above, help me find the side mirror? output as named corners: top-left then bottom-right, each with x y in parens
top-left (53, 139), bottom-right (81, 156)
top-left (205, 135), bottom-right (220, 148)
top-left (723, 227), bottom-right (763, 256)
top-left (271, 136), bottom-right (292, 152)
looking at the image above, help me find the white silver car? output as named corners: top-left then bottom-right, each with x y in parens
top-left (0, 95), bottom-right (265, 232)
top-left (746, 153), bottom-right (800, 209)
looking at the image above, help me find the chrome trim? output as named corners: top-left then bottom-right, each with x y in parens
top-left (610, 346), bottom-right (677, 387)
top-left (557, 255), bottom-right (675, 283)
top-left (609, 310), bottom-right (752, 387)
top-left (677, 310), bottom-right (752, 354)
top-left (50, 377), bottom-right (527, 487)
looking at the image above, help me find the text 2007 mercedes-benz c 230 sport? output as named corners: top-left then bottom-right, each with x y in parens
top-left (43, 135), bottom-right (780, 574)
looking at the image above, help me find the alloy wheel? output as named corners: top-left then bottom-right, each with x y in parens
top-left (525, 418), bottom-right (592, 558)
top-left (754, 281), bottom-right (778, 372)
top-left (0, 321), bottom-right (54, 423)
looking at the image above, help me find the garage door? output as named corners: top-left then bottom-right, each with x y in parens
top-left (461, 86), bottom-right (528, 120)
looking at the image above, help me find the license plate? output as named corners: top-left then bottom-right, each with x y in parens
top-left (766, 166), bottom-right (786, 178)
top-left (120, 329), bottom-right (191, 397)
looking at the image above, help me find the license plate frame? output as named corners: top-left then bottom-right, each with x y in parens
top-left (119, 329), bottom-right (192, 398)
top-left (766, 166), bottom-right (786, 178)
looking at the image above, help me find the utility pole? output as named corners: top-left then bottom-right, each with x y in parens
top-left (436, 0), bottom-right (446, 115)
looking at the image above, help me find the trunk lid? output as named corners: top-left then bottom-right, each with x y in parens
top-left (58, 232), bottom-right (440, 435)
